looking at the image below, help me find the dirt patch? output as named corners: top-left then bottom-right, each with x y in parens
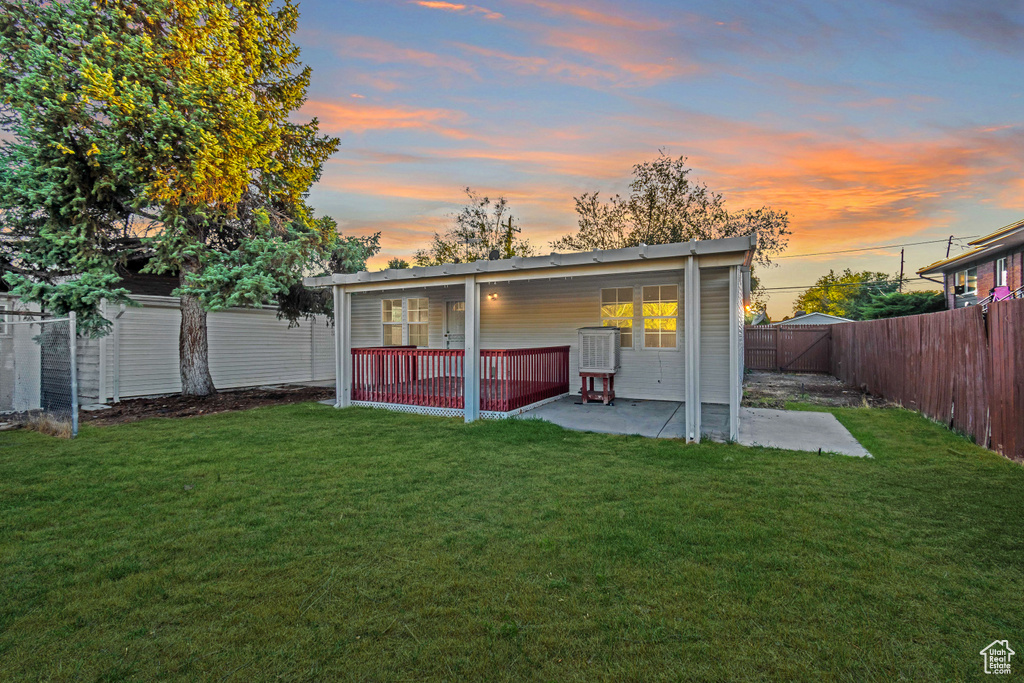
top-left (742, 371), bottom-right (891, 409)
top-left (81, 385), bottom-right (333, 426)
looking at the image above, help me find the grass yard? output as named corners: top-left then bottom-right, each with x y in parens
top-left (1, 403), bottom-right (1022, 681)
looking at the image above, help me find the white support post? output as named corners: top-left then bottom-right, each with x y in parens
top-left (333, 285), bottom-right (351, 408)
top-left (464, 275), bottom-right (480, 422)
top-left (684, 256), bottom-right (701, 442)
top-left (728, 266), bottom-right (741, 442)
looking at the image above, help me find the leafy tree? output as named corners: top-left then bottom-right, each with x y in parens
top-left (385, 258), bottom-right (410, 270)
top-left (414, 188), bottom-right (534, 266)
top-left (793, 269), bottom-right (897, 320)
top-left (0, 0), bottom-right (347, 395)
top-left (551, 154), bottom-right (790, 307)
top-left (858, 290), bottom-right (946, 320)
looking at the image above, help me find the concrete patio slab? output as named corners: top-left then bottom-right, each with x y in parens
top-left (516, 396), bottom-right (730, 440)
top-left (738, 407), bottom-right (871, 457)
top-left (517, 396), bottom-right (684, 438)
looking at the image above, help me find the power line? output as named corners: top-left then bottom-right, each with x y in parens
top-left (761, 277), bottom-right (930, 292)
top-left (773, 236), bottom-right (980, 260)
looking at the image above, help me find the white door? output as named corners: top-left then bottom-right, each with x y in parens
top-left (445, 301), bottom-right (466, 349)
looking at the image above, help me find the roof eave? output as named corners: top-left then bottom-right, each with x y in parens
top-left (303, 234), bottom-right (756, 288)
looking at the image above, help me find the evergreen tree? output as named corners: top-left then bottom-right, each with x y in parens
top-left (858, 290), bottom-right (946, 320)
top-left (0, 0), bottom-right (345, 395)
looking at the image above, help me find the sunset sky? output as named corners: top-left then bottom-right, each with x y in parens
top-left (296, 0), bottom-right (1024, 317)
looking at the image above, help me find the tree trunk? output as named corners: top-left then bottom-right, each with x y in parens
top-left (179, 261), bottom-right (216, 396)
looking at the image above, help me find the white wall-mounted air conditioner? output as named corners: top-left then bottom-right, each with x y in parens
top-left (578, 327), bottom-right (621, 374)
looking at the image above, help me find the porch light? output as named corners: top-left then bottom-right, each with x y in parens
top-left (488, 293), bottom-right (499, 300)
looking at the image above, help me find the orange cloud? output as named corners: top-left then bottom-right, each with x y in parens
top-left (411, 1), bottom-right (503, 20)
top-left (302, 100), bottom-right (473, 139)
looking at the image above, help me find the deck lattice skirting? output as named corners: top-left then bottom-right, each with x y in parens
top-left (350, 391), bottom-right (570, 420)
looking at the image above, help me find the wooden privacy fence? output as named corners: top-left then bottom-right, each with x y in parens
top-left (830, 298), bottom-right (1024, 460)
top-left (744, 325), bottom-right (832, 372)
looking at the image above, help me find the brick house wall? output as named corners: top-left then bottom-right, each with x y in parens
top-left (940, 248), bottom-right (1024, 309)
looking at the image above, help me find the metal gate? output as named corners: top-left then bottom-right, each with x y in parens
top-left (744, 325), bottom-right (832, 373)
top-left (0, 312), bottom-right (79, 437)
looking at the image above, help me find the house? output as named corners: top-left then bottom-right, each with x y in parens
top-left (918, 218), bottom-right (1024, 309)
top-left (771, 311), bottom-right (852, 326)
top-left (304, 236), bottom-right (755, 443)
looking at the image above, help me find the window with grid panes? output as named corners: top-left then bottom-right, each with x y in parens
top-left (408, 298), bottom-right (429, 347)
top-left (382, 299), bottom-right (403, 345)
top-left (600, 287), bottom-right (633, 348)
top-left (642, 285), bottom-right (677, 348)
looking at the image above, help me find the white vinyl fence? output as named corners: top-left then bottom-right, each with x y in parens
top-left (2, 294), bottom-right (335, 406)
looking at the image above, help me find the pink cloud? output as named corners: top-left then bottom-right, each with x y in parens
top-left (411, 1), bottom-right (503, 20)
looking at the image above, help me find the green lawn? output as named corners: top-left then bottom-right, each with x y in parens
top-left (1, 404), bottom-right (1022, 681)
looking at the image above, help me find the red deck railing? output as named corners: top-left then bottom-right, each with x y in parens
top-left (480, 346), bottom-right (570, 411)
top-left (350, 345), bottom-right (570, 412)
top-left (352, 348), bottom-right (465, 408)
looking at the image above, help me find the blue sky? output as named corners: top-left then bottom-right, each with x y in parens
top-left (293, 0), bottom-right (1024, 316)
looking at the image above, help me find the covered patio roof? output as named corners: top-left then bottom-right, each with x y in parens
top-left (304, 235), bottom-right (756, 290)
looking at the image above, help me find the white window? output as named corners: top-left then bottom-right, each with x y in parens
top-left (600, 287), bottom-right (634, 348)
top-left (382, 297), bottom-right (430, 347)
top-left (408, 298), bottom-right (429, 347)
top-left (996, 257), bottom-right (1007, 288)
top-left (382, 299), bottom-right (403, 346)
top-left (642, 285), bottom-right (678, 349)
top-left (0, 304), bottom-right (7, 336)
top-left (955, 267), bottom-right (977, 295)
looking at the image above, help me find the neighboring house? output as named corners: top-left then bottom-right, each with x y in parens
top-left (1, 277), bottom-right (334, 411)
top-left (771, 312), bottom-right (852, 326)
top-left (918, 218), bottom-right (1024, 309)
top-left (304, 236), bottom-right (755, 443)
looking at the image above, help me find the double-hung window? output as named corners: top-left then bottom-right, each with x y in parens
top-left (407, 298), bottom-right (429, 347)
top-left (955, 267), bottom-right (978, 295)
top-left (382, 297), bottom-right (430, 347)
top-left (642, 285), bottom-right (678, 349)
top-left (382, 299), bottom-right (403, 346)
top-left (996, 257), bottom-right (1007, 288)
top-left (0, 303), bottom-right (8, 337)
top-left (600, 288), bottom-right (634, 348)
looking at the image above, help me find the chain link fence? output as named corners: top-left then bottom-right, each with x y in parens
top-left (0, 312), bottom-right (78, 437)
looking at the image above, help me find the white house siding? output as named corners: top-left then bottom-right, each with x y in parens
top-left (699, 268), bottom-right (730, 405)
top-left (349, 271), bottom-right (692, 402)
top-left (350, 286), bottom-right (458, 349)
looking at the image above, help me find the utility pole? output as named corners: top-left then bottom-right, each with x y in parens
top-left (899, 248), bottom-right (905, 293)
top-left (946, 235), bottom-right (954, 259)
